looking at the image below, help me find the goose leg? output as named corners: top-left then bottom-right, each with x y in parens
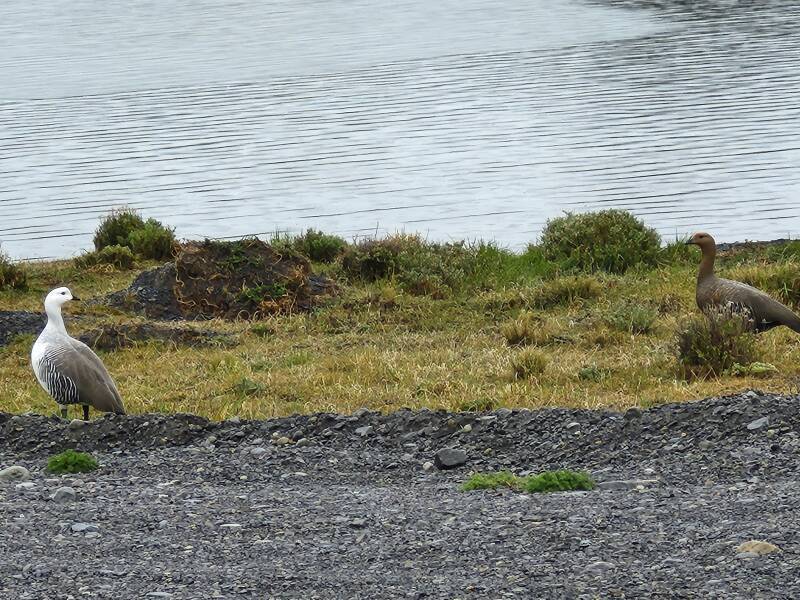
top-left (82, 405), bottom-right (90, 421)
top-left (60, 405), bottom-right (68, 420)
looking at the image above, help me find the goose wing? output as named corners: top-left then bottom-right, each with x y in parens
top-left (713, 277), bottom-right (800, 333)
top-left (40, 339), bottom-right (125, 414)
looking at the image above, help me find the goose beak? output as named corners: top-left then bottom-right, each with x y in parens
top-left (685, 239), bottom-right (694, 245)
top-left (71, 295), bottom-right (82, 301)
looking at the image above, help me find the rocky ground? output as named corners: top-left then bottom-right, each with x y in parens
top-left (1, 390), bottom-right (799, 599)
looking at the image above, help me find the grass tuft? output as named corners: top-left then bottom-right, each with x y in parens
top-left (606, 301), bottom-right (658, 334)
top-left (74, 245), bottom-right (136, 270)
top-left (47, 450), bottom-right (99, 474)
top-left (510, 347), bottom-right (548, 380)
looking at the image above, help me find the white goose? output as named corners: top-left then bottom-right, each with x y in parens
top-left (31, 287), bottom-right (125, 420)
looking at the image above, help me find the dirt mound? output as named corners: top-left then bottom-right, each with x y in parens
top-left (0, 311), bottom-right (45, 346)
top-left (78, 323), bottom-right (236, 351)
top-left (106, 239), bottom-right (337, 320)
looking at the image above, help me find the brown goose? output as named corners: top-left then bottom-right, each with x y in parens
top-left (687, 232), bottom-right (800, 333)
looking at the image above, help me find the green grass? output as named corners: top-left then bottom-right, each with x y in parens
top-left (462, 469), bottom-right (596, 493)
top-left (4, 213), bottom-right (800, 420)
top-left (47, 450), bottom-right (99, 474)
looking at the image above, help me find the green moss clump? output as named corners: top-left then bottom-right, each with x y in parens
top-left (523, 469), bottom-right (596, 493)
top-left (47, 449), bottom-right (99, 474)
top-left (74, 245), bottom-right (135, 270)
top-left (462, 469), bottom-right (596, 493)
top-left (540, 210), bottom-right (661, 274)
top-left (0, 249), bottom-right (27, 290)
top-left (532, 276), bottom-right (602, 308)
top-left (462, 471), bottom-right (521, 491)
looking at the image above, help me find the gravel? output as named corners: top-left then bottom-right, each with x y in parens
top-left (1, 390), bottom-right (799, 598)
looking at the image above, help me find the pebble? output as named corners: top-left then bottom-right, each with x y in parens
top-left (51, 486), bottom-right (76, 504)
top-left (461, 424), bottom-right (472, 433)
top-left (0, 466), bottom-right (31, 483)
top-left (584, 561), bottom-right (615, 574)
top-left (434, 448), bottom-right (468, 470)
top-left (273, 437), bottom-right (292, 446)
top-left (746, 417), bottom-right (769, 431)
top-left (250, 447), bottom-right (268, 456)
top-left (15, 482), bottom-right (36, 490)
top-left (68, 419), bottom-right (87, 430)
top-left (355, 426), bottom-right (373, 437)
top-left (422, 462), bottom-right (434, 471)
top-left (71, 523), bottom-right (99, 533)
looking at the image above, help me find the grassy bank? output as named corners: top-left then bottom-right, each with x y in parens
top-left (3, 212), bottom-right (800, 420)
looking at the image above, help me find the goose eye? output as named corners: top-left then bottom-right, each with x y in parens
top-left (61, 292), bottom-right (66, 295)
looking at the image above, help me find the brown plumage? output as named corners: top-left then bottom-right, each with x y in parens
top-left (687, 232), bottom-right (800, 334)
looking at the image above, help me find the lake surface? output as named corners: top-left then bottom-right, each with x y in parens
top-left (1, 0), bottom-right (799, 259)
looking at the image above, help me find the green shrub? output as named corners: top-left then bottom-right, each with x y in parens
top-left (128, 218), bottom-right (176, 260)
top-left (74, 245), bottom-right (135, 270)
top-left (532, 276), bottom-right (602, 308)
top-left (290, 229), bottom-right (347, 263)
top-left (47, 449), bottom-right (99, 474)
top-left (540, 210), bottom-right (661, 273)
top-left (523, 469), bottom-right (596, 493)
top-left (606, 301), bottom-right (658, 334)
top-left (93, 208), bottom-right (145, 250)
top-left (93, 209), bottom-right (175, 260)
top-left (676, 307), bottom-right (759, 379)
top-left (462, 471), bottom-right (520, 491)
top-left (0, 249), bottom-right (27, 290)
top-left (510, 347), bottom-right (548, 379)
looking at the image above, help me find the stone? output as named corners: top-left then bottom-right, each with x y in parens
top-left (735, 540), bottom-right (780, 556)
top-left (145, 594), bottom-right (173, 599)
top-left (597, 479), bottom-right (658, 492)
top-left (746, 417), bottom-right (769, 431)
top-left (273, 436), bottom-right (292, 446)
top-left (0, 466), bottom-right (30, 483)
top-left (565, 422), bottom-right (580, 430)
top-left (51, 486), bottom-right (76, 504)
top-left (349, 518), bottom-right (367, 528)
top-left (68, 419), bottom-right (87, 430)
top-left (433, 448), bottom-right (468, 470)
top-left (71, 523), bottom-right (99, 533)
top-left (584, 561), bottom-right (615, 574)
top-left (422, 462), bottom-right (434, 471)
top-left (461, 424), bottom-right (472, 433)
top-left (355, 426), bottom-right (373, 437)
top-left (249, 447), bottom-right (268, 456)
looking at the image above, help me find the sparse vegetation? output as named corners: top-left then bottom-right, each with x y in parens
top-left (47, 449), bottom-right (99, 474)
top-left (284, 229), bottom-right (348, 263)
top-left (532, 276), bottom-right (602, 308)
top-left (462, 469), bottom-right (595, 493)
top-left (676, 306), bottom-right (760, 379)
top-left (540, 210), bottom-right (661, 274)
top-left (0, 249), bottom-right (27, 290)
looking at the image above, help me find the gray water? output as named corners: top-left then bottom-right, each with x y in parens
top-left (1, 0), bottom-right (799, 260)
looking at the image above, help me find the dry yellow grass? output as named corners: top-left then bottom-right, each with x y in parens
top-left (3, 254), bottom-right (800, 420)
